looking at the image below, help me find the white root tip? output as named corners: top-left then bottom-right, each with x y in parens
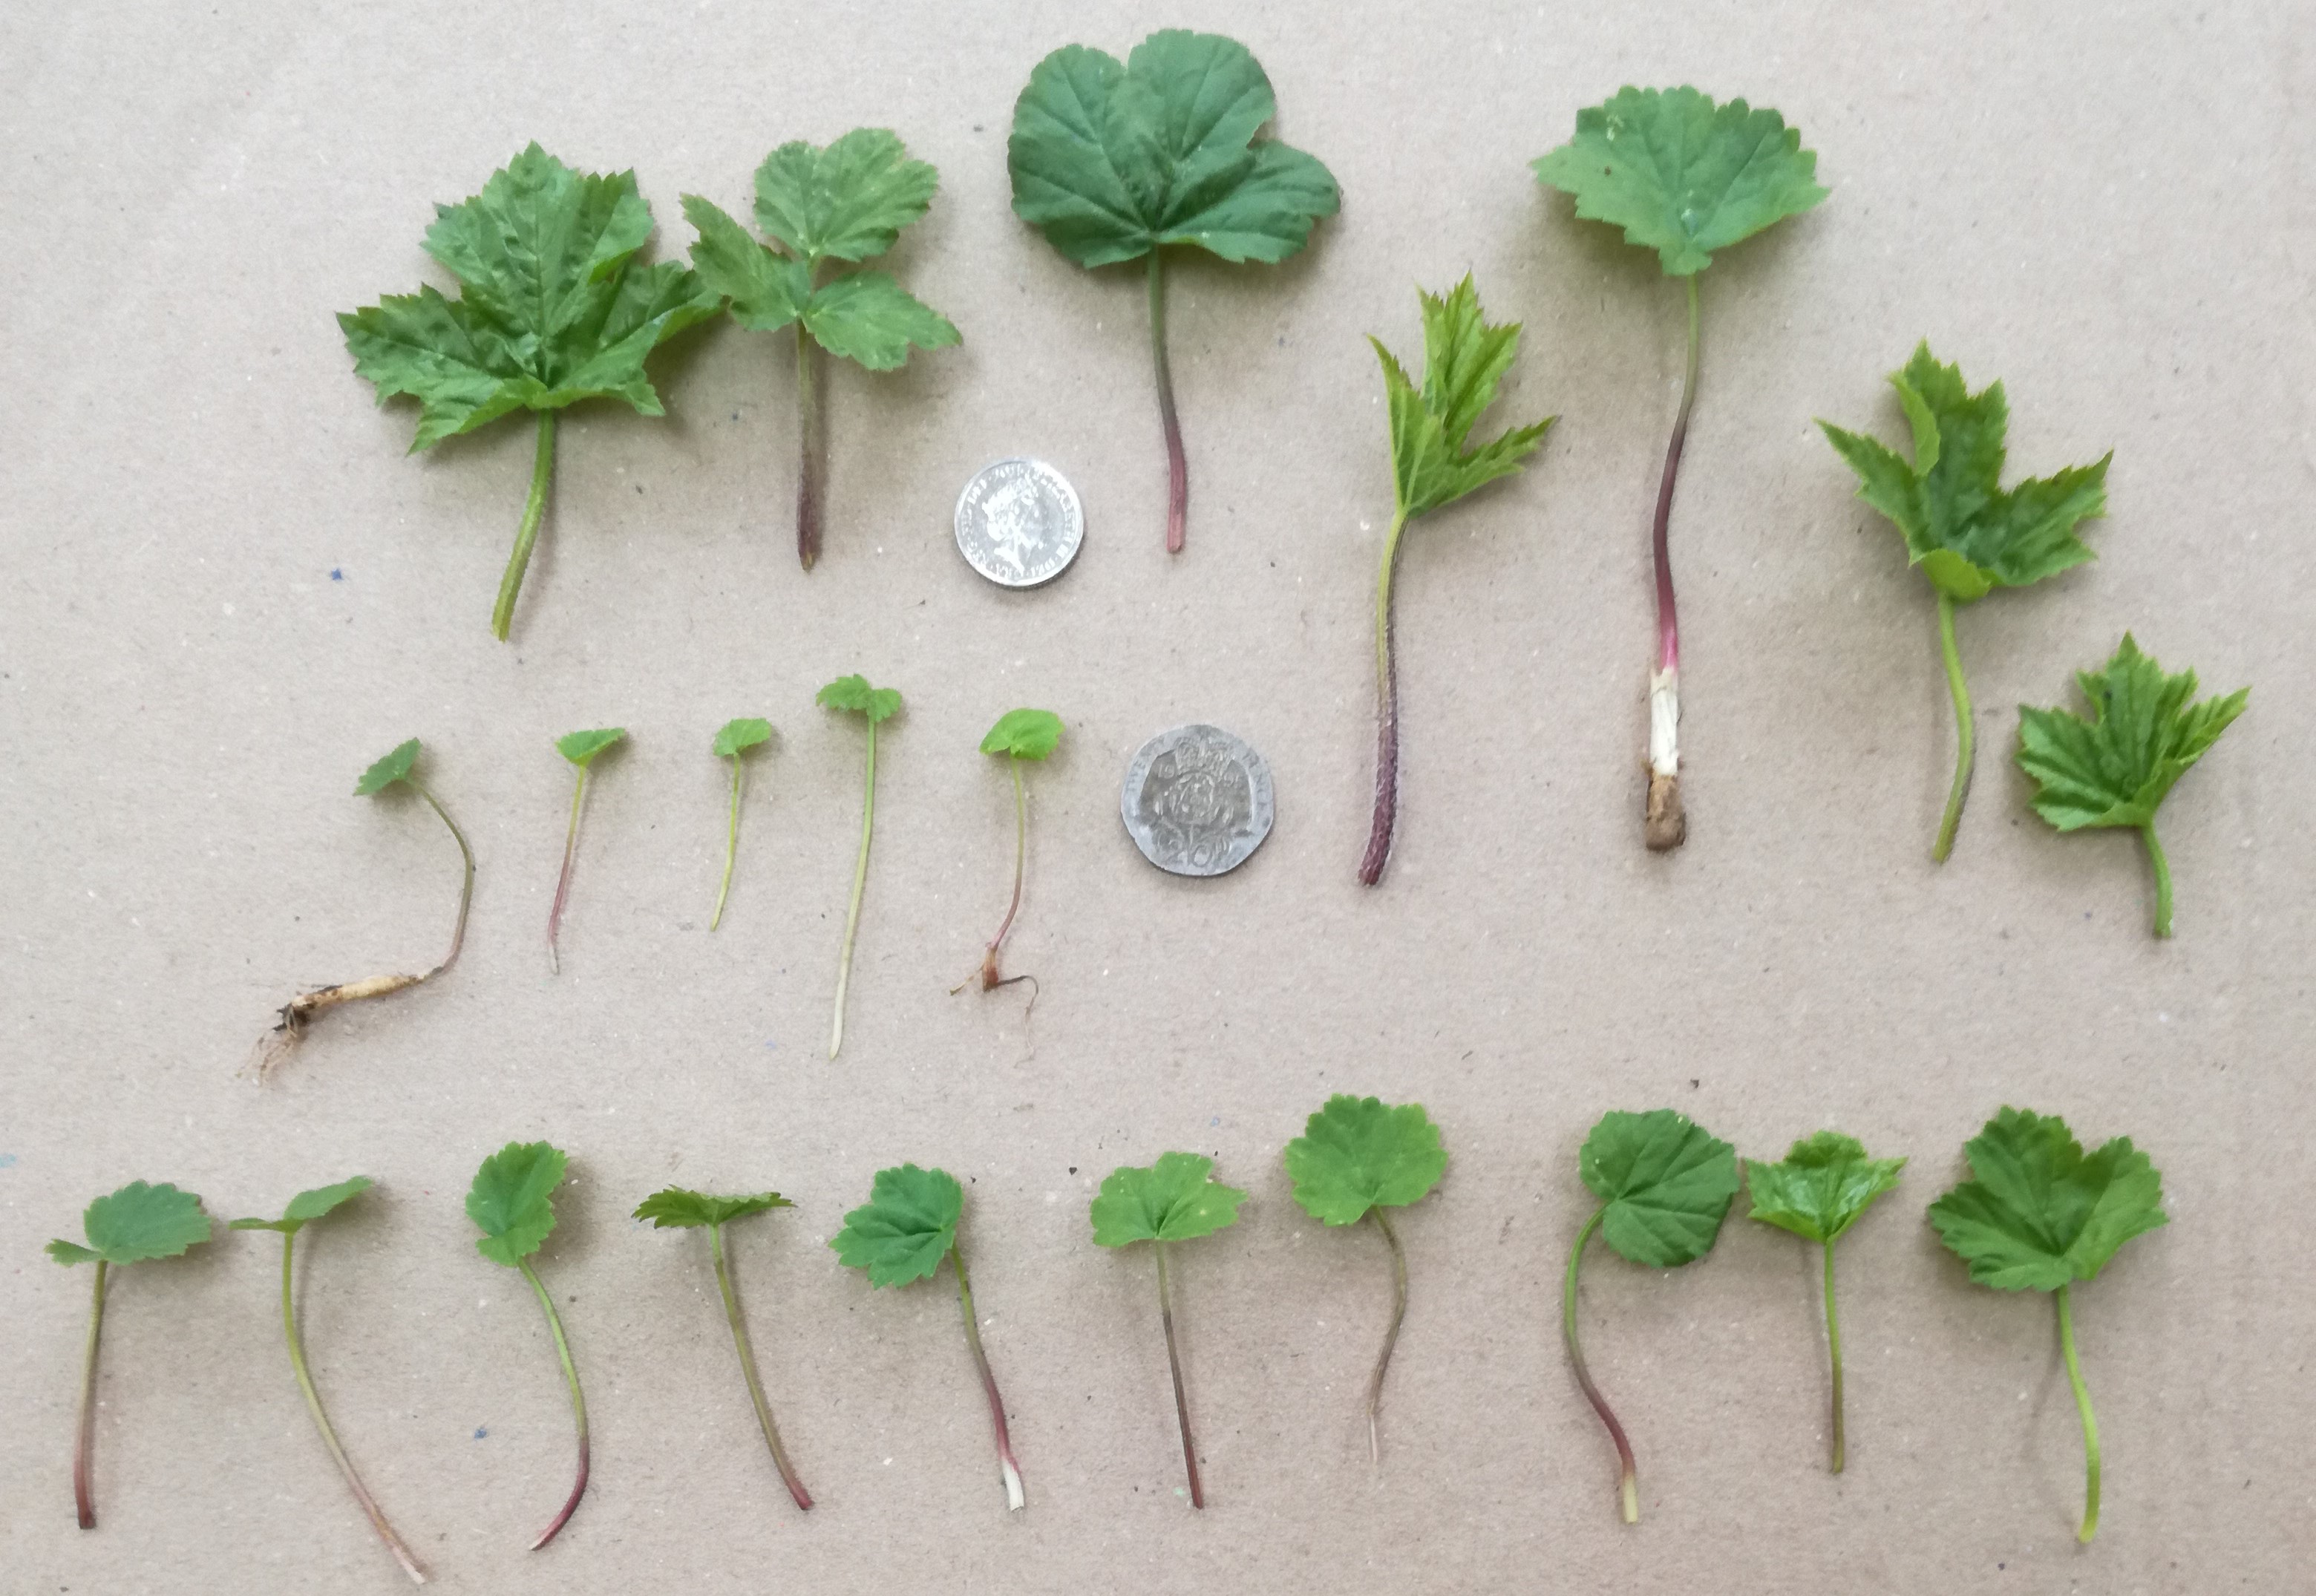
top-left (1001, 1459), bottom-right (1026, 1511)
top-left (1647, 667), bottom-right (1680, 779)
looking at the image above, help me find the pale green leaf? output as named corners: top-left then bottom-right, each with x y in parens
top-left (466, 1142), bottom-right (568, 1269)
top-left (50, 1182), bottom-right (214, 1267)
top-left (754, 128), bottom-right (939, 266)
top-left (232, 1176), bottom-right (376, 1236)
top-left (817, 674), bottom-right (902, 725)
top-left (556, 727), bottom-right (627, 768)
top-left (633, 1187), bottom-right (793, 1229)
top-left (802, 271), bottom-right (960, 371)
top-left (2018, 634), bottom-right (2248, 832)
top-left (355, 739), bottom-right (421, 797)
top-left (1744, 1133), bottom-right (1904, 1246)
top-left (711, 717), bottom-right (774, 759)
top-left (829, 1163), bottom-right (962, 1286)
top-left (1372, 276), bottom-right (1554, 520)
top-left (1283, 1096), bottom-right (1446, 1226)
top-left (980, 708), bottom-right (1063, 761)
top-left (1089, 1152), bottom-right (1247, 1246)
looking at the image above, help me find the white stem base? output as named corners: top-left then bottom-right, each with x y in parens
top-left (1647, 667), bottom-right (1680, 779)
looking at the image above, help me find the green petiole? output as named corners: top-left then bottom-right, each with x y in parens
top-left (2056, 1284), bottom-right (2101, 1543)
top-left (710, 1220), bottom-right (811, 1510)
top-left (830, 715), bottom-right (877, 1058)
top-left (1563, 1206), bottom-right (1639, 1523)
top-left (1932, 592), bottom-right (1975, 863)
top-left (493, 411), bottom-right (557, 643)
top-left (712, 754), bottom-right (745, 932)
top-left (517, 1257), bottom-right (590, 1551)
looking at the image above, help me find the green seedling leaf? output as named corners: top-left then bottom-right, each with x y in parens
top-left (1361, 276), bottom-right (1554, 886)
top-left (1009, 30), bottom-right (1339, 554)
top-left (959, 709), bottom-right (1064, 995)
top-left (1565, 1109), bottom-right (1738, 1523)
top-left (1534, 88), bottom-right (1825, 853)
top-left (259, 738), bottom-right (476, 1077)
top-left (820, 677), bottom-right (903, 1056)
top-left (635, 1185), bottom-right (812, 1510)
top-left (1819, 343), bottom-right (2113, 862)
top-left (2017, 634), bottom-right (2248, 938)
top-left (708, 719), bottom-right (776, 932)
top-left (686, 128), bottom-right (958, 570)
top-left (546, 729), bottom-right (627, 973)
top-left (232, 1177), bottom-right (425, 1581)
top-left (831, 1164), bottom-right (1024, 1509)
top-left (1929, 1108), bottom-right (2166, 1543)
top-left (50, 1181), bottom-right (215, 1530)
top-left (339, 144), bottom-right (717, 640)
top-left (1283, 1096), bottom-right (1446, 1462)
top-left (980, 707), bottom-right (1063, 761)
top-left (1745, 1132), bottom-right (1904, 1472)
top-left (1090, 1153), bottom-right (1246, 1506)
top-left (465, 1140), bottom-right (589, 1548)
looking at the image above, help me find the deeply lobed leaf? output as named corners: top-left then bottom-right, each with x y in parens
top-left (818, 674), bottom-right (903, 725)
top-left (830, 1163), bottom-right (962, 1286)
top-left (711, 717), bottom-right (774, 759)
top-left (1579, 1110), bottom-right (1739, 1268)
top-left (339, 144), bottom-right (716, 450)
top-left (1927, 1108), bottom-right (2167, 1292)
top-left (1371, 276), bottom-right (1554, 520)
top-left (1744, 1132), bottom-right (1904, 1246)
top-left (1090, 1152), bottom-right (1247, 1246)
top-left (1531, 85), bottom-right (1826, 277)
top-left (1008, 30), bottom-right (1339, 269)
top-left (556, 727), bottom-right (628, 768)
top-left (2017, 634), bottom-right (2248, 831)
top-left (1819, 343), bottom-right (2110, 603)
top-left (1283, 1096), bottom-right (1446, 1226)
top-left (980, 707), bottom-right (1064, 761)
top-left (356, 739), bottom-right (422, 797)
top-left (633, 1186), bottom-right (793, 1229)
top-left (49, 1182), bottom-right (214, 1266)
top-left (466, 1142), bottom-right (569, 1269)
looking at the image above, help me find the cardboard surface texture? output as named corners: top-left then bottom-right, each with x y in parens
top-left (1, 1), bottom-right (2309, 1592)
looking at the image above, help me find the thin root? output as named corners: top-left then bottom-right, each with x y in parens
top-left (248, 971), bottom-right (425, 1080)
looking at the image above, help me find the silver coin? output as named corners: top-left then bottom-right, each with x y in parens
top-left (1120, 724), bottom-right (1275, 877)
top-left (954, 457), bottom-right (1084, 588)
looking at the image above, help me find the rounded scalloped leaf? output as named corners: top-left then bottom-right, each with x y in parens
top-left (63, 1182), bottom-right (215, 1266)
top-left (711, 717), bottom-right (775, 759)
top-left (829, 1163), bottom-right (961, 1286)
top-left (1283, 1095), bottom-right (1447, 1226)
top-left (1744, 1133), bottom-right (1904, 1246)
top-left (1927, 1107), bottom-right (2168, 1292)
top-left (817, 674), bottom-right (903, 725)
top-left (633, 1186), bottom-right (794, 1229)
top-left (1090, 1152), bottom-right (1248, 1246)
top-left (555, 727), bottom-right (628, 768)
top-left (980, 707), bottom-right (1063, 760)
top-left (356, 739), bottom-right (422, 796)
top-left (466, 1142), bottom-right (569, 1269)
top-left (1579, 1109), bottom-right (1740, 1269)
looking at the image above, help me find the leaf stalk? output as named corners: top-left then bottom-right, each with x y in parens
top-left (1367, 1208), bottom-right (1409, 1465)
top-left (73, 1258), bottom-right (107, 1530)
top-left (1148, 249), bottom-right (1188, 555)
top-left (492, 411), bottom-right (557, 642)
top-left (517, 1258), bottom-right (589, 1549)
top-left (1358, 508), bottom-right (1410, 885)
top-left (2140, 822), bottom-right (2173, 937)
top-left (1153, 1239), bottom-right (1205, 1507)
top-left (547, 765), bottom-right (590, 975)
top-left (950, 1240), bottom-right (1025, 1510)
top-left (830, 719), bottom-right (878, 1058)
top-left (410, 782), bottom-right (475, 975)
top-left (1563, 1206), bottom-right (1639, 1523)
top-left (1822, 1240), bottom-right (1845, 1474)
top-left (796, 326), bottom-right (825, 569)
top-left (1643, 275), bottom-right (1698, 851)
top-left (2056, 1284), bottom-right (2101, 1543)
top-left (710, 754), bottom-right (745, 932)
top-left (1933, 591), bottom-right (1975, 862)
top-left (710, 1221), bottom-right (811, 1510)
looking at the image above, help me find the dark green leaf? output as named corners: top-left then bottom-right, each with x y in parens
top-left (817, 674), bottom-right (902, 725)
top-left (800, 271), bottom-right (960, 372)
top-left (681, 194), bottom-right (811, 332)
top-left (1008, 30), bottom-right (1340, 269)
top-left (555, 727), bottom-right (628, 768)
top-left (979, 708), bottom-right (1063, 761)
top-left (1927, 1108), bottom-right (2167, 1292)
top-left (1744, 1133), bottom-right (1904, 1246)
top-left (1283, 1096), bottom-right (1447, 1226)
top-left (2018, 634), bottom-right (2248, 831)
top-left (829, 1163), bottom-right (963, 1286)
top-left (711, 717), bottom-right (774, 759)
top-left (1819, 344), bottom-right (2110, 602)
top-left (1531, 86), bottom-right (1826, 277)
top-left (355, 739), bottom-right (422, 797)
top-left (753, 129), bottom-right (940, 266)
top-left (633, 1186), bottom-right (794, 1229)
top-left (50, 1182), bottom-right (214, 1266)
top-left (466, 1142), bottom-right (568, 1269)
top-left (1089, 1152), bottom-right (1247, 1246)
top-left (1578, 1110), bottom-right (1740, 1268)
top-left (1373, 276), bottom-right (1554, 520)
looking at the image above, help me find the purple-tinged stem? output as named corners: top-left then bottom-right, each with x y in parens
top-left (1359, 510), bottom-right (1411, 885)
top-left (73, 1259), bottom-right (107, 1529)
top-left (546, 766), bottom-right (588, 975)
top-left (1154, 1240), bottom-right (1205, 1507)
top-left (796, 327), bottom-right (825, 569)
top-left (1148, 249), bottom-right (1188, 555)
top-left (517, 1260), bottom-right (589, 1549)
top-left (951, 1240), bottom-right (1025, 1510)
top-left (1564, 1207), bottom-right (1639, 1523)
top-left (1643, 275), bottom-right (1700, 852)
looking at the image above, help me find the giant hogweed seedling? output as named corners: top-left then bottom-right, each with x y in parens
top-left (339, 144), bottom-right (717, 640)
top-left (1009, 30), bottom-right (1338, 554)
top-left (1928, 1108), bottom-right (2167, 1543)
top-left (830, 1164), bottom-right (1024, 1510)
top-left (1360, 276), bottom-right (1553, 884)
top-left (1282, 1096), bottom-right (1446, 1462)
top-left (1534, 87), bottom-right (1827, 850)
top-left (2016, 635), bottom-right (2247, 937)
top-left (465, 1142), bottom-right (590, 1549)
top-left (684, 131), bottom-right (959, 569)
top-left (635, 1188), bottom-right (812, 1511)
top-left (707, 718), bottom-right (774, 931)
top-left (953, 709), bottom-right (1062, 998)
top-left (547, 728), bottom-right (627, 973)
top-left (48, 1182), bottom-right (215, 1529)
top-left (231, 1179), bottom-right (428, 1583)
top-left (256, 737), bottom-right (476, 1077)
top-left (819, 676), bottom-right (901, 1057)
top-left (1743, 1132), bottom-right (1905, 1474)
top-left (1819, 344), bottom-right (2110, 860)
top-left (1563, 1109), bottom-right (1738, 1523)
top-left (1090, 1153), bottom-right (1247, 1507)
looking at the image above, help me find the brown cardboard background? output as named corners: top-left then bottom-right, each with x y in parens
top-left (1, 1), bottom-right (2310, 1591)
